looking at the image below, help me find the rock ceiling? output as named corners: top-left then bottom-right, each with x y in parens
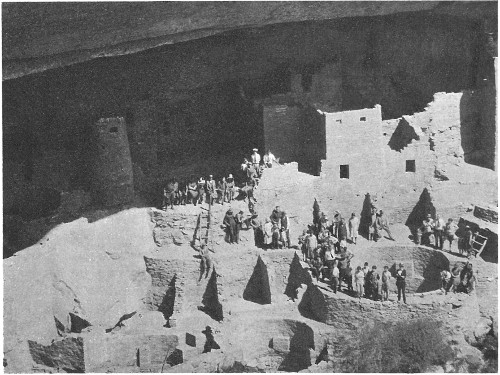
top-left (2, 1), bottom-right (496, 80)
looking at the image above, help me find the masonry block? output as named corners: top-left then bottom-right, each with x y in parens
top-left (270, 337), bottom-right (290, 353)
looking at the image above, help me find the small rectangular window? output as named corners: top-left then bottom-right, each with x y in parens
top-left (336, 119), bottom-right (342, 124)
top-left (406, 160), bottom-right (416, 172)
top-left (340, 165), bottom-right (349, 179)
top-left (360, 116), bottom-right (366, 121)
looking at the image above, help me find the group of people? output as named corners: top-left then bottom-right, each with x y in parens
top-left (416, 214), bottom-right (479, 258)
top-left (162, 174), bottom-right (237, 209)
top-left (240, 148), bottom-right (277, 187)
top-left (440, 261), bottom-right (476, 295)
top-left (162, 148), bottom-right (277, 210)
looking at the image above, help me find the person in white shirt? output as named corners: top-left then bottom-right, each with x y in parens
top-left (440, 268), bottom-right (452, 294)
top-left (348, 213), bottom-right (360, 245)
top-left (434, 214), bottom-right (445, 250)
top-left (263, 150), bottom-right (276, 168)
top-left (251, 148), bottom-right (261, 169)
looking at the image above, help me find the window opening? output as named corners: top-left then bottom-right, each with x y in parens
top-left (406, 160), bottom-right (416, 172)
top-left (340, 165), bottom-right (349, 179)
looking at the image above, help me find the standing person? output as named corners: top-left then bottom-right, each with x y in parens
top-left (197, 176), bottom-right (206, 205)
top-left (422, 214), bottom-right (434, 247)
top-left (263, 218), bottom-right (273, 250)
top-left (440, 267), bottom-right (452, 294)
top-left (263, 150), bottom-right (276, 168)
top-left (162, 179), bottom-right (177, 210)
top-left (338, 218), bottom-right (348, 252)
top-left (344, 265), bottom-right (354, 293)
top-left (348, 213), bottom-right (360, 245)
top-left (206, 175), bottom-right (217, 206)
top-left (396, 263), bottom-right (407, 304)
top-left (370, 266), bottom-right (381, 301)
top-left (364, 267), bottom-right (374, 299)
top-left (324, 246), bottom-right (336, 281)
top-left (271, 222), bottom-right (281, 249)
top-left (251, 148), bottom-right (261, 171)
top-left (305, 230), bottom-right (318, 260)
top-left (248, 214), bottom-right (263, 248)
top-left (464, 226), bottom-right (474, 258)
top-left (331, 259), bottom-right (340, 293)
top-left (226, 174), bottom-right (235, 202)
top-left (354, 266), bottom-right (365, 299)
top-left (223, 209), bottom-right (237, 244)
top-left (444, 218), bottom-right (458, 252)
top-left (298, 229), bottom-right (308, 261)
top-left (280, 211), bottom-right (291, 248)
top-left (216, 177), bottom-right (227, 205)
top-left (337, 249), bottom-right (353, 291)
top-left (234, 211), bottom-right (244, 244)
top-left (377, 210), bottom-right (395, 241)
top-left (187, 178), bottom-right (199, 206)
top-left (381, 266), bottom-right (392, 301)
top-left (434, 214), bottom-right (445, 250)
top-left (310, 255), bottom-right (324, 281)
top-left (370, 207), bottom-right (378, 241)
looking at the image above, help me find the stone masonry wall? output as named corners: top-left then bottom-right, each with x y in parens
top-left (263, 104), bottom-right (302, 163)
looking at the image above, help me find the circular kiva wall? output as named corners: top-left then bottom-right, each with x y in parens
top-left (353, 245), bottom-right (450, 293)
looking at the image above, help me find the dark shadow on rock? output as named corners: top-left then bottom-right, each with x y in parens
top-left (159, 277), bottom-right (176, 320)
top-left (201, 268), bottom-right (223, 321)
top-left (415, 250), bottom-right (450, 293)
top-left (405, 188), bottom-right (436, 237)
top-left (359, 193), bottom-right (373, 239)
top-left (284, 253), bottom-right (312, 300)
top-left (278, 322), bottom-right (315, 371)
top-left (388, 118), bottom-right (419, 152)
top-left (298, 284), bottom-right (326, 323)
top-left (243, 256), bottom-right (271, 304)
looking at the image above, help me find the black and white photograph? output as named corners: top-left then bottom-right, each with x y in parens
top-left (2, 1), bottom-right (498, 373)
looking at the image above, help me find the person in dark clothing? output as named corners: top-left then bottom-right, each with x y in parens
top-left (206, 175), bottom-right (217, 206)
top-left (187, 178), bottom-right (199, 205)
top-left (396, 263), bottom-right (407, 303)
top-left (337, 250), bottom-right (353, 291)
top-left (248, 214), bottom-right (263, 248)
top-left (202, 326), bottom-right (220, 353)
top-left (280, 211), bottom-right (291, 248)
top-left (364, 268), bottom-right (374, 299)
top-left (370, 266), bottom-right (381, 301)
top-left (223, 209), bottom-right (237, 244)
top-left (234, 211), bottom-right (244, 244)
top-left (338, 218), bottom-right (348, 252)
top-left (162, 179), bottom-right (177, 210)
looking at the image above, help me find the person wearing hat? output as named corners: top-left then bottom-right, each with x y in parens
top-left (206, 175), bottom-right (217, 206)
top-left (395, 263), bottom-right (407, 303)
top-left (223, 209), bottom-right (237, 244)
top-left (202, 326), bottom-right (220, 353)
top-left (225, 174), bottom-right (235, 202)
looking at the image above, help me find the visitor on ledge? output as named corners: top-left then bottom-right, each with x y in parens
top-left (263, 150), bottom-right (276, 168)
top-left (223, 209), bottom-right (237, 244)
top-left (396, 263), bottom-right (407, 304)
top-left (348, 213), bottom-right (359, 245)
top-left (216, 177), bottom-right (227, 205)
top-left (440, 267), bottom-right (451, 294)
top-left (422, 213), bottom-right (435, 246)
top-left (206, 175), bottom-right (217, 206)
top-left (444, 218), bottom-right (458, 252)
top-left (381, 265), bottom-right (391, 301)
top-left (197, 176), bottom-right (206, 204)
top-left (280, 211), bottom-right (291, 248)
top-left (434, 214), bottom-right (445, 250)
top-left (187, 178), bottom-right (199, 206)
top-left (226, 174), bottom-right (235, 202)
top-left (354, 266), bottom-right (365, 299)
top-left (375, 210), bottom-right (395, 241)
top-left (263, 218), bottom-right (273, 250)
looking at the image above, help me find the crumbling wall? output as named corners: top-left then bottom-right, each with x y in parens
top-left (301, 283), bottom-right (475, 330)
top-left (91, 117), bottom-right (134, 207)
